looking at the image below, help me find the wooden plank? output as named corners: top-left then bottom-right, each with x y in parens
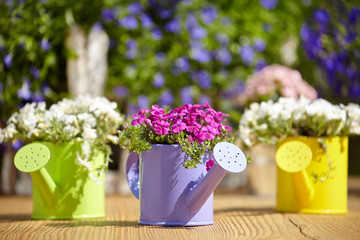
top-left (0, 194), bottom-right (359, 240)
top-left (286, 213), bottom-right (360, 240)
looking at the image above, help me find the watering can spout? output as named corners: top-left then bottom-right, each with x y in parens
top-left (187, 142), bottom-right (247, 213)
top-left (276, 140), bottom-right (314, 206)
top-left (14, 143), bottom-right (59, 207)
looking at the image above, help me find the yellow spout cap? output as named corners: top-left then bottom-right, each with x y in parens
top-left (276, 140), bottom-right (312, 173)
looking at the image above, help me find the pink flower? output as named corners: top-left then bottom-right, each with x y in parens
top-left (130, 103), bottom-right (232, 144)
top-left (131, 109), bottom-right (149, 125)
top-left (204, 115), bottom-right (213, 123)
top-left (206, 125), bottom-right (219, 135)
top-left (206, 158), bottom-right (215, 171)
top-left (151, 104), bottom-right (165, 117)
top-left (198, 127), bottom-right (215, 143)
top-left (172, 119), bottom-right (186, 133)
top-left (186, 125), bottom-right (197, 133)
top-left (153, 120), bottom-right (170, 135)
top-left (224, 125), bottom-right (232, 132)
top-left (187, 122), bottom-right (202, 134)
top-left (239, 64), bottom-right (318, 105)
top-left (204, 102), bottom-right (211, 109)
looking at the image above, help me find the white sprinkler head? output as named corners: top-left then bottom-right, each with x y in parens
top-left (213, 142), bottom-right (247, 173)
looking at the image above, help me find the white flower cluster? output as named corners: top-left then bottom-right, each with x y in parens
top-left (346, 103), bottom-right (360, 135)
top-left (0, 95), bottom-right (123, 177)
top-left (239, 96), bottom-right (360, 147)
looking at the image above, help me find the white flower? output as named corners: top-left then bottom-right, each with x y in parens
top-left (239, 96), bottom-right (358, 147)
top-left (80, 141), bottom-right (91, 160)
top-left (64, 125), bottom-right (77, 134)
top-left (259, 123), bottom-right (267, 130)
top-left (76, 152), bottom-right (92, 170)
top-left (346, 103), bottom-right (360, 135)
top-left (89, 172), bottom-right (102, 186)
top-left (78, 113), bottom-right (96, 127)
top-left (0, 129), bottom-right (4, 143)
top-left (107, 135), bottom-right (119, 144)
top-left (7, 113), bottom-right (19, 125)
top-left (82, 125), bottom-right (97, 141)
top-left (64, 115), bottom-right (77, 125)
top-left (239, 125), bottom-right (252, 147)
top-left (4, 123), bottom-right (17, 139)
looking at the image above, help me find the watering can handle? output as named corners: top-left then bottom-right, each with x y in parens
top-left (125, 152), bottom-right (140, 199)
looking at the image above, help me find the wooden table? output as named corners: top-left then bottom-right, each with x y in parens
top-left (0, 189), bottom-right (360, 240)
top-left (0, 193), bottom-right (360, 240)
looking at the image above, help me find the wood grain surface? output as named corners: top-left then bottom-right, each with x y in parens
top-left (0, 189), bottom-right (359, 239)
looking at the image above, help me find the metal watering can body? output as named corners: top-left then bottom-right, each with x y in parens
top-left (14, 142), bottom-right (105, 219)
top-left (275, 136), bottom-right (348, 214)
top-left (126, 143), bottom-right (247, 226)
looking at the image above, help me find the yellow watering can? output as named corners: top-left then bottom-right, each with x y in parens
top-left (275, 136), bottom-right (348, 214)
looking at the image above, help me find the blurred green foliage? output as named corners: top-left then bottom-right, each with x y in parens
top-left (0, 0), bottom-right (106, 124)
top-left (0, 0), bottom-right (359, 127)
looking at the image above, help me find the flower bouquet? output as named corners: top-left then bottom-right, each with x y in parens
top-left (239, 96), bottom-right (360, 213)
top-left (0, 95), bottom-right (123, 219)
top-left (239, 96), bottom-right (360, 148)
top-left (118, 102), bottom-right (235, 169)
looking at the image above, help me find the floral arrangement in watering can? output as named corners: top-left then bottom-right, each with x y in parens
top-left (0, 95), bottom-right (123, 219)
top-left (119, 103), bottom-right (249, 226)
top-left (239, 96), bottom-right (360, 148)
top-left (239, 96), bottom-right (360, 214)
top-left (119, 102), bottom-right (251, 169)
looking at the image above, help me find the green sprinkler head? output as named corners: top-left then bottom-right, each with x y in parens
top-left (14, 142), bottom-right (50, 173)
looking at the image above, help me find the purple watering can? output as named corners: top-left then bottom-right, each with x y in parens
top-left (126, 142), bottom-right (247, 226)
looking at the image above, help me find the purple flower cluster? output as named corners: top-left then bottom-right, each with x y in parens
top-left (40, 39), bottom-right (51, 51)
top-left (151, 28), bottom-right (163, 40)
top-left (201, 7), bottom-right (218, 25)
top-left (190, 41), bottom-right (211, 63)
top-left (158, 89), bottom-right (174, 107)
top-left (105, 2), bottom-right (153, 30)
top-left (113, 86), bottom-right (129, 97)
top-left (3, 54), bottom-right (12, 69)
top-left (165, 17), bottom-right (181, 33)
top-left (180, 86), bottom-right (193, 104)
top-left (239, 45), bottom-right (255, 67)
top-left (131, 103), bottom-right (231, 144)
top-left (16, 79), bottom-right (46, 103)
top-left (301, 4), bottom-right (360, 98)
top-left (186, 13), bottom-right (207, 40)
top-left (260, 0), bottom-right (278, 10)
top-left (153, 72), bottom-right (165, 88)
top-left (238, 38), bottom-right (266, 67)
top-left (193, 70), bottom-right (212, 89)
top-left (126, 39), bottom-right (137, 59)
top-left (101, 8), bottom-right (116, 22)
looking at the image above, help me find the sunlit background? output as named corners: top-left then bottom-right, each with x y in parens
top-left (1, 0), bottom-right (359, 194)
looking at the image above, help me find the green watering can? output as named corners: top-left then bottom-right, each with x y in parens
top-left (14, 142), bottom-right (105, 219)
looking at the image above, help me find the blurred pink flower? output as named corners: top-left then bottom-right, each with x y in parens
top-left (206, 158), bottom-right (215, 172)
top-left (239, 64), bottom-right (318, 105)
